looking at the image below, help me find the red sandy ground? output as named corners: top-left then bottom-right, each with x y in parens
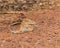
top-left (0, 0), bottom-right (60, 48)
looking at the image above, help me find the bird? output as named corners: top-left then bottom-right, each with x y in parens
top-left (10, 13), bottom-right (36, 34)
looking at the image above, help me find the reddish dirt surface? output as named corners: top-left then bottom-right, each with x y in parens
top-left (0, 0), bottom-right (60, 48)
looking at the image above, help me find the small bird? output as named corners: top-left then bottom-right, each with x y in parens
top-left (10, 13), bottom-right (36, 34)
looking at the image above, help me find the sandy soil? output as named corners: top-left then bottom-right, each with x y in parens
top-left (0, 0), bottom-right (60, 48)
